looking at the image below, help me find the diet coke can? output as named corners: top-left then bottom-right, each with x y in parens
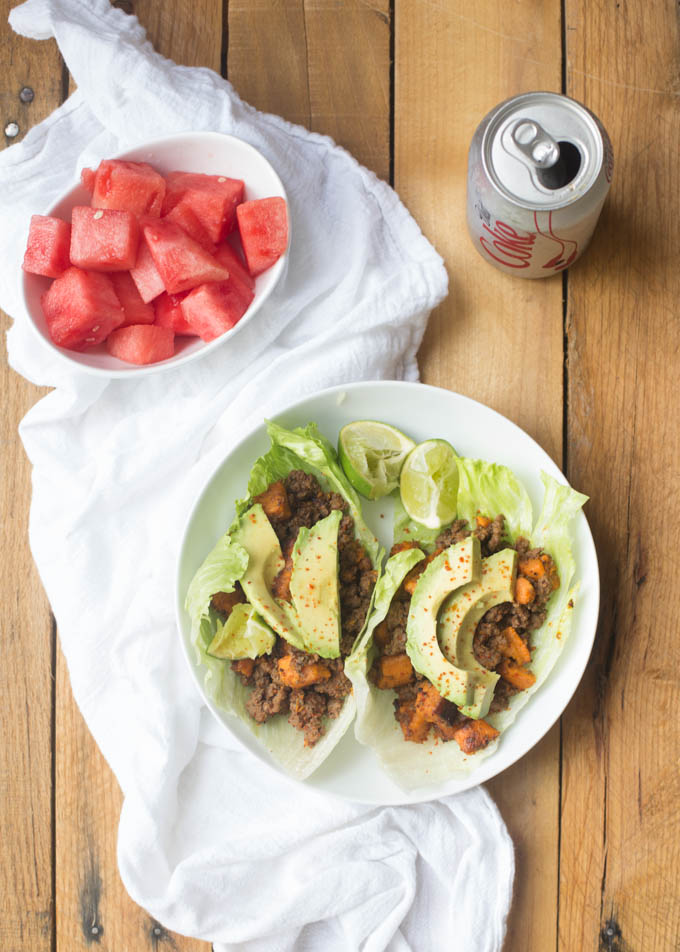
top-left (467, 91), bottom-right (613, 277)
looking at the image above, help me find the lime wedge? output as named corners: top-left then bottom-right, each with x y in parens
top-left (338, 420), bottom-right (416, 500)
top-left (399, 439), bottom-right (459, 529)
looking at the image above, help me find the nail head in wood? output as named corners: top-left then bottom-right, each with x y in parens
top-left (19, 87), bottom-right (34, 103)
top-left (5, 121), bottom-right (19, 138)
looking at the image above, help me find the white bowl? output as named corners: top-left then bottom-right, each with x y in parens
top-left (175, 381), bottom-right (600, 804)
top-left (21, 131), bottom-right (289, 377)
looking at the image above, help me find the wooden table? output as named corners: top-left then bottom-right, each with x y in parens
top-left (2, 1), bottom-right (678, 949)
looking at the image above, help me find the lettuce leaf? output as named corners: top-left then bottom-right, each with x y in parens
top-left (185, 421), bottom-right (382, 780)
top-left (352, 463), bottom-right (587, 789)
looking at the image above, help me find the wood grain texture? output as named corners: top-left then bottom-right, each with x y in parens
top-left (0, 5), bottom-right (61, 950)
top-left (560, 1), bottom-right (680, 950)
top-left (394, 3), bottom-right (564, 949)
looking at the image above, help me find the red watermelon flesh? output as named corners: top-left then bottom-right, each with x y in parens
top-left (163, 203), bottom-right (215, 252)
top-left (41, 267), bottom-right (125, 350)
top-left (70, 206), bottom-right (140, 272)
top-left (213, 242), bottom-right (255, 293)
top-left (106, 324), bottom-right (175, 365)
top-left (143, 219), bottom-right (229, 295)
top-left (236, 197), bottom-right (288, 276)
top-left (180, 278), bottom-right (254, 342)
top-left (23, 215), bottom-right (72, 278)
top-left (162, 172), bottom-right (245, 243)
top-left (110, 271), bottom-right (155, 326)
top-left (153, 292), bottom-right (196, 336)
top-left (81, 167), bottom-right (95, 193)
top-left (130, 240), bottom-right (165, 303)
top-left (92, 160), bottom-right (166, 218)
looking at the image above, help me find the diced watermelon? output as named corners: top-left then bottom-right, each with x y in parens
top-left (162, 172), bottom-right (244, 243)
top-left (142, 219), bottom-right (229, 294)
top-left (41, 267), bottom-right (125, 350)
top-left (106, 324), bottom-right (175, 365)
top-left (110, 271), bottom-right (155, 326)
top-left (22, 215), bottom-right (72, 278)
top-left (81, 167), bottom-right (96, 193)
top-left (129, 240), bottom-right (165, 303)
top-left (180, 278), bottom-right (254, 342)
top-left (236, 197), bottom-right (288, 276)
top-left (153, 292), bottom-right (197, 336)
top-left (163, 203), bottom-right (215, 252)
top-left (70, 206), bottom-right (140, 272)
top-left (92, 159), bottom-right (166, 217)
top-left (213, 242), bottom-right (255, 293)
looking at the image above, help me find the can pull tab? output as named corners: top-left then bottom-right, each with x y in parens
top-left (510, 119), bottom-right (560, 169)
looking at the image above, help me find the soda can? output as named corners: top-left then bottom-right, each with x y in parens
top-left (466, 91), bottom-right (614, 277)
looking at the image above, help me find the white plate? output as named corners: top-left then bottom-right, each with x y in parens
top-left (21, 131), bottom-right (289, 377)
top-left (176, 381), bottom-right (599, 804)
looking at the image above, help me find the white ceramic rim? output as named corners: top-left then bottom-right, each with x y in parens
top-left (175, 380), bottom-right (600, 804)
top-left (20, 130), bottom-right (289, 378)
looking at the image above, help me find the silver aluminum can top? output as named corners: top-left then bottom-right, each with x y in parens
top-left (482, 91), bottom-right (606, 210)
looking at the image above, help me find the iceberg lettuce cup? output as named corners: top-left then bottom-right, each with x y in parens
top-left (346, 457), bottom-right (588, 790)
top-left (185, 421), bottom-right (382, 780)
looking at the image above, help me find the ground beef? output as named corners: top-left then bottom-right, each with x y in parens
top-left (288, 689), bottom-right (328, 746)
top-left (435, 519), bottom-right (470, 549)
top-left (435, 513), bottom-right (508, 558)
top-left (381, 598), bottom-right (409, 656)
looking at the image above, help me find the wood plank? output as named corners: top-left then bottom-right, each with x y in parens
top-left (54, 2), bottom-right (219, 949)
top-left (560, 0), bottom-right (680, 949)
top-left (0, 5), bottom-right (62, 949)
top-left (394, 3), bottom-right (564, 949)
top-left (228, 0), bottom-right (391, 180)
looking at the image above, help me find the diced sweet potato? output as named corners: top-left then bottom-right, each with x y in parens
top-left (453, 718), bottom-right (500, 754)
top-left (518, 556), bottom-right (546, 580)
top-left (414, 681), bottom-right (462, 740)
top-left (373, 653), bottom-right (414, 689)
top-left (231, 659), bottom-right (255, 679)
top-left (476, 514), bottom-right (492, 528)
top-left (414, 680), bottom-right (445, 720)
top-left (211, 587), bottom-right (246, 616)
top-left (277, 655), bottom-right (331, 688)
top-left (401, 550), bottom-right (440, 596)
top-left (515, 576), bottom-right (536, 604)
top-left (395, 698), bottom-right (430, 743)
top-left (254, 481), bottom-right (291, 521)
top-left (373, 620), bottom-right (390, 648)
top-left (499, 659), bottom-right (536, 691)
top-left (499, 626), bottom-right (531, 665)
top-left (542, 553), bottom-right (561, 590)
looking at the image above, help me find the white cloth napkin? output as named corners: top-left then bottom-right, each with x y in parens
top-left (4, 1), bottom-right (514, 948)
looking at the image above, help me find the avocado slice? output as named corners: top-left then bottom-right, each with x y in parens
top-left (406, 536), bottom-right (482, 708)
top-left (207, 603), bottom-right (276, 660)
top-left (289, 509), bottom-right (342, 659)
top-left (233, 504), bottom-right (306, 651)
top-left (438, 548), bottom-right (518, 718)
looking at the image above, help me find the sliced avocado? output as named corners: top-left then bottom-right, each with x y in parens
top-left (289, 509), bottom-right (342, 659)
top-left (207, 603), bottom-right (276, 660)
top-left (233, 504), bottom-right (305, 650)
top-left (438, 548), bottom-right (518, 718)
top-left (406, 536), bottom-right (482, 709)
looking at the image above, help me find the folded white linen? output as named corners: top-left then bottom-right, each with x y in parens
top-left (3, 1), bottom-right (514, 948)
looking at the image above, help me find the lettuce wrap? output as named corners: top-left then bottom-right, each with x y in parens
top-left (346, 459), bottom-right (588, 790)
top-left (186, 421), bottom-right (382, 780)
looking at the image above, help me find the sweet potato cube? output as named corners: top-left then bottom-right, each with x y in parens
top-left (372, 620), bottom-right (390, 648)
top-left (395, 699), bottom-right (430, 743)
top-left (211, 587), bottom-right (246, 616)
top-left (254, 481), bottom-right (291, 521)
top-left (499, 659), bottom-right (536, 691)
top-left (373, 653), bottom-right (414, 690)
top-left (499, 626), bottom-right (531, 665)
top-left (518, 557), bottom-right (546, 580)
top-left (277, 655), bottom-right (331, 688)
top-left (231, 659), bottom-right (255, 679)
top-left (453, 718), bottom-right (500, 754)
top-left (514, 576), bottom-right (535, 605)
top-left (476, 514), bottom-right (492, 528)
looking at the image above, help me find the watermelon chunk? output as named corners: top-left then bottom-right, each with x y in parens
top-left (129, 240), bottom-right (165, 303)
top-left (180, 278), bottom-right (254, 342)
top-left (110, 271), bottom-right (155, 326)
top-left (70, 206), bottom-right (140, 272)
top-left (236, 197), bottom-right (288, 276)
top-left (23, 215), bottom-right (72, 278)
top-left (92, 159), bottom-right (166, 217)
top-left (142, 219), bottom-right (229, 295)
top-left (81, 167), bottom-right (96, 193)
top-left (213, 242), bottom-right (255, 293)
top-left (163, 203), bottom-right (215, 252)
top-left (106, 324), bottom-right (175, 365)
top-left (41, 267), bottom-right (125, 350)
top-left (153, 292), bottom-right (197, 336)
top-left (162, 172), bottom-right (244, 243)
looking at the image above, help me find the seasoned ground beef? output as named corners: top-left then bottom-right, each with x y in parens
top-left (221, 470), bottom-right (375, 747)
